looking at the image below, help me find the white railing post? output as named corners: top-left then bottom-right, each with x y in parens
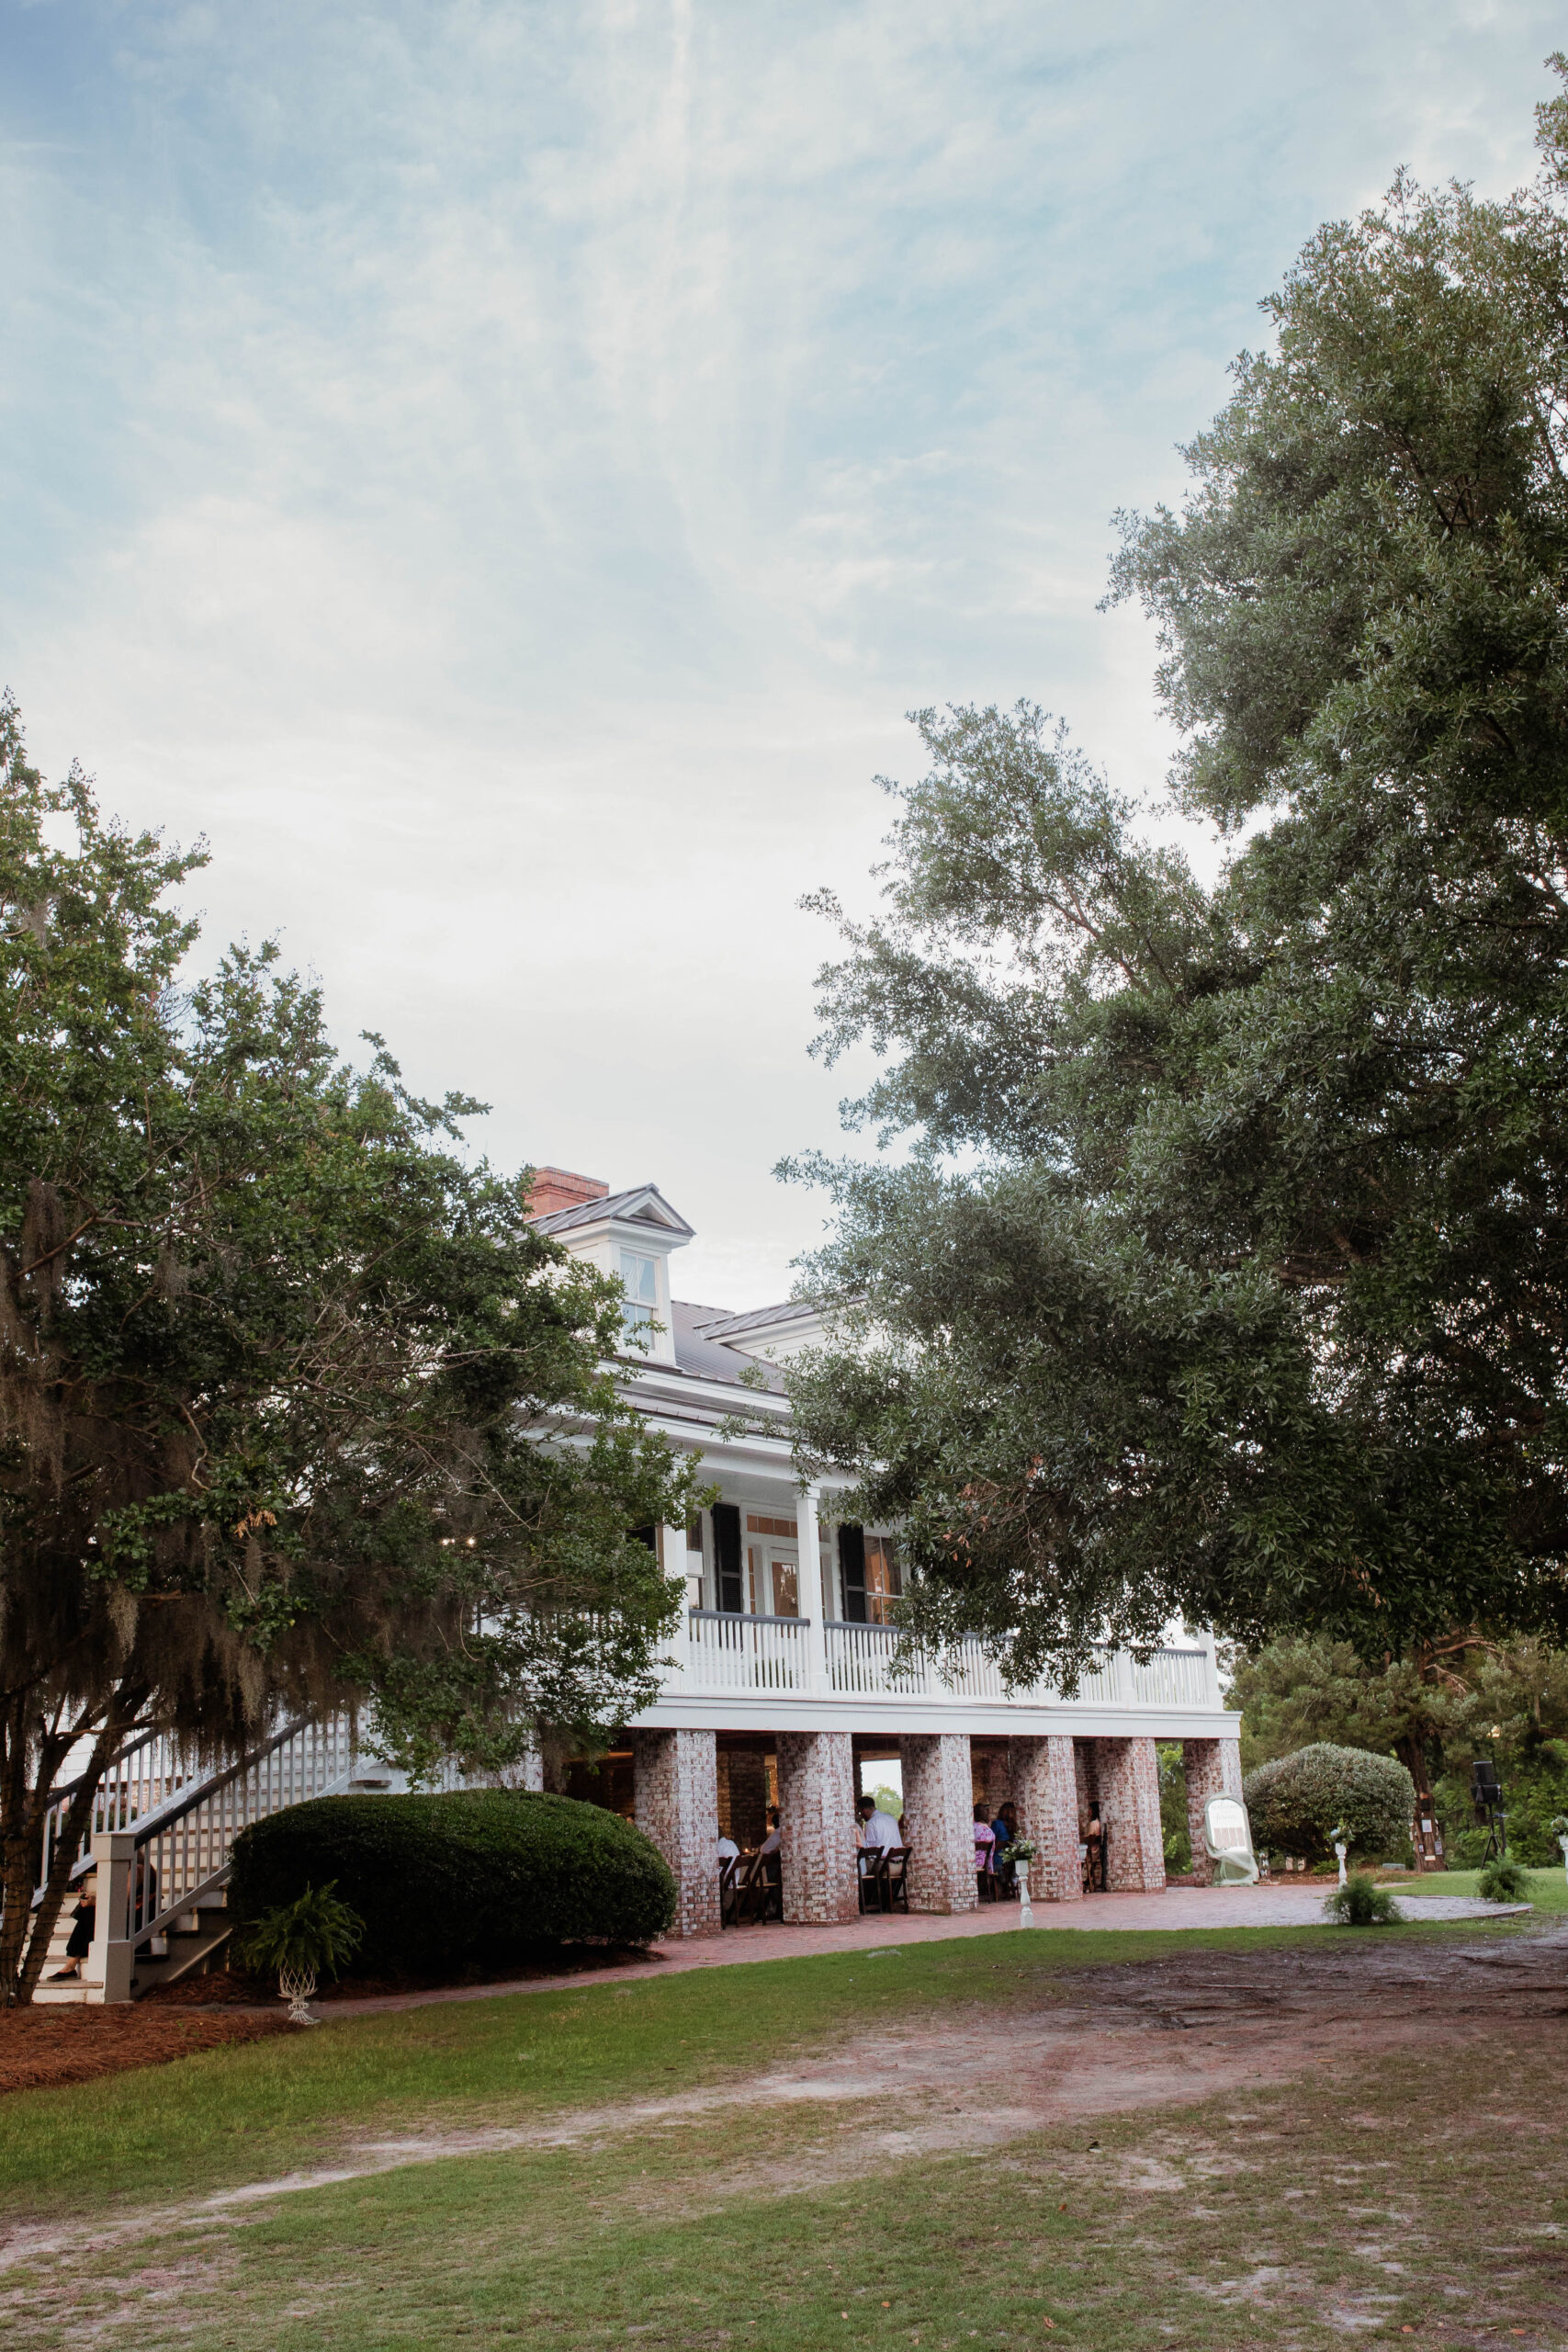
top-left (86, 1830), bottom-right (137, 2005)
top-left (796, 1486), bottom-right (829, 1696)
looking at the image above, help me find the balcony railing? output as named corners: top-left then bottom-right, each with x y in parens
top-left (687, 1610), bottom-right (809, 1691)
top-left (679, 1611), bottom-right (1215, 1710)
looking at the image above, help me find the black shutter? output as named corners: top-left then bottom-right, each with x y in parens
top-left (838, 1523), bottom-right (866, 1623)
top-left (712, 1502), bottom-right (743, 1614)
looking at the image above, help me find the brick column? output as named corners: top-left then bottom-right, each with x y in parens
top-left (1008, 1736), bottom-right (1083, 1902)
top-left (776, 1732), bottom-right (859, 1924)
top-left (900, 1733), bottom-right (978, 1914)
top-left (1183, 1737), bottom-right (1245, 1884)
top-left (974, 1745), bottom-right (1010, 1815)
top-left (633, 1729), bottom-right (721, 1939)
top-left (1092, 1736), bottom-right (1167, 1892)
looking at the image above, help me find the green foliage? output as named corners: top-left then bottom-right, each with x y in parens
top-left (1157, 1743), bottom-right (1192, 1872)
top-left (1244, 1744), bottom-right (1415, 1862)
top-left (1475, 1856), bottom-right (1531, 1903)
top-left (231, 1881), bottom-right (365, 1982)
top-left (782, 68), bottom-right (1568, 1685)
top-left (1227, 1634), bottom-right (1568, 1864)
top-left (1325, 1872), bottom-right (1403, 1926)
top-left (229, 1791), bottom-right (677, 1971)
top-left (0, 695), bottom-right (694, 2004)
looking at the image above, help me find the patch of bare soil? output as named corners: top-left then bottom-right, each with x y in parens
top-left (6, 1922), bottom-right (1563, 2277)
top-left (0, 2007), bottom-right (288, 2098)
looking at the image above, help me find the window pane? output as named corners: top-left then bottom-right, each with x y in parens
top-left (621, 1301), bottom-right (655, 1346)
top-left (620, 1249), bottom-right (658, 1303)
top-left (771, 1555), bottom-right (799, 1617)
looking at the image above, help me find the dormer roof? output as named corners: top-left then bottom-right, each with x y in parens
top-left (529, 1182), bottom-right (695, 1241)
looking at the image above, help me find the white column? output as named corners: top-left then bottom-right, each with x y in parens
top-left (796, 1486), bottom-right (829, 1695)
top-left (660, 1522), bottom-right (691, 1690)
top-left (86, 1830), bottom-right (136, 2006)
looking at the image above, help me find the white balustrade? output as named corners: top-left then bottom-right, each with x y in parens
top-left (130, 1715), bottom-right (357, 1929)
top-left (692, 1617), bottom-right (1213, 1714)
top-left (686, 1610), bottom-right (808, 1692)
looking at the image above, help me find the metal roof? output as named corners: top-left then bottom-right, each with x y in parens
top-left (694, 1297), bottom-right (818, 1340)
top-left (529, 1182), bottom-right (695, 1239)
top-left (669, 1301), bottom-right (786, 1391)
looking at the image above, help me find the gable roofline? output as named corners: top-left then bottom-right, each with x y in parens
top-left (529, 1182), bottom-right (695, 1241)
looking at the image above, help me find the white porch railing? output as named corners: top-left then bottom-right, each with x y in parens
top-left (682, 1616), bottom-right (1215, 1710)
top-left (686, 1610), bottom-right (810, 1691)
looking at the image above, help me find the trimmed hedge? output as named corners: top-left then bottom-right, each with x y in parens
top-left (1244, 1742), bottom-right (1415, 1863)
top-left (229, 1790), bottom-right (675, 1974)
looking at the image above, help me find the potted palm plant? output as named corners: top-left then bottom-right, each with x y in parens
top-left (232, 1881), bottom-right (365, 2023)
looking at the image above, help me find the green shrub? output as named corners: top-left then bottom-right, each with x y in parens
top-left (230, 1790), bottom-right (676, 1975)
top-left (1324, 1871), bottom-right (1403, 1926)
top-left (231, 1881), bottom-right (364, 1980)
top-left (1476, 1856), bottom-right (1531, 1903)
top-left (1244, 1743), bottom-right (1415, 1863)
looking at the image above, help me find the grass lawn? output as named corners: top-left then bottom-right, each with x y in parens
top-left (1, 1924), bottom-right (1346, 2220)
top-left (1381, 1866), bottom-right (1568, 1914)
top-left (5, 1915), bottom-right (1564, 2351)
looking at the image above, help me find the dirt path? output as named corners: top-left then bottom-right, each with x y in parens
top-left (5, 1920), bottom-right (1562, 2282)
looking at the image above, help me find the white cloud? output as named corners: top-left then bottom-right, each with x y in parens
top-left (1, 0), bottom-right (1560, 1299)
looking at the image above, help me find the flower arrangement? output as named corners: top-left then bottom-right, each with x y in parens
top-left (998, 1839), bottom-right (1035, 1865)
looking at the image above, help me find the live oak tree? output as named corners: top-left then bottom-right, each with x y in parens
top-left (784, 69), bottom-right (1568, 1690)
top-left (1, 698), bottom-right (693, 2005)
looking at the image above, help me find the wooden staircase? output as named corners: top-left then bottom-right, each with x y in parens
top-left (28, 1714), bottom-right (362, 2003)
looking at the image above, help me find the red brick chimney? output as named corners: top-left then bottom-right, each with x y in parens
top-left (525, 1166), bottom-right (610, 1220)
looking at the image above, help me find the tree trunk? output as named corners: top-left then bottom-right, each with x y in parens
top-left (1, 1696), bottom-right (150, 2007)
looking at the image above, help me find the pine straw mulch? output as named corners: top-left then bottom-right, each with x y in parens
top-left (0, 2003), bottom-right (288, 2098)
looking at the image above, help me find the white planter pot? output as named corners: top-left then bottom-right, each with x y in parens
top-left (279, 1964), bottom-right (320, 2026)
top-left (1334, 1842), bottom-right (1348, 1889)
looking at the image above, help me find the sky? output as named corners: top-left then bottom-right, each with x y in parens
top-left (1, 1), bottom-right (1560, 1306)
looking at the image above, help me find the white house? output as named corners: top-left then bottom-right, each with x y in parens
top-left (38, 1163), bottom-right (1246, 2004)
top-left (528, 1168), bottom-right (1245, 1937)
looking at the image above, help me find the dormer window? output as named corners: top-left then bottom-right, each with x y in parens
top-left (620, 1249), bottom-right (660, 1345)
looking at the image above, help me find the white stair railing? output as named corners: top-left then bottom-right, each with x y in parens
top-left (71, 1713), bottom-right (355, 2002)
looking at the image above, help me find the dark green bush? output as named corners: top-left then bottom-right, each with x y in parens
top-left (1476, 1856), bottom-right (1531, 1903)
top-left (230, 1790), bottom-right (675, 1974)
top-left (1324, 1871), bottom-right (1402, 1926)
top-left (1244, 1743), bottom-right (1415, 1863)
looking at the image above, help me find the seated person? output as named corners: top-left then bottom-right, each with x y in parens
top-left (759, 1806), bottom-right (783, 1876)
top-left (857, 1792), bottom-right (902, 1851)
top-left (973, 1804), bottom-right (997, 1876)
top-left (717, 1827), bottom-right (739, 1863)
top-left (50, 1871), bottom-right (96, 1980)
top-left (1083, 1806), bottom-right (1104, 1889)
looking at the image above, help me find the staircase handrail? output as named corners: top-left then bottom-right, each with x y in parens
top-left (119, 1714), bottom-right (316, 1852)
top-left (38, 1722), bottom-right (169, 1815)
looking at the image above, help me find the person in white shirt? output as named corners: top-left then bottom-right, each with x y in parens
top-left (759, 1807), bottom-right (782, 1856)
top-left (857, 1793), bottom-right (901, 1848)
top-left (716, 1829), bottom-right (739, 1861)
